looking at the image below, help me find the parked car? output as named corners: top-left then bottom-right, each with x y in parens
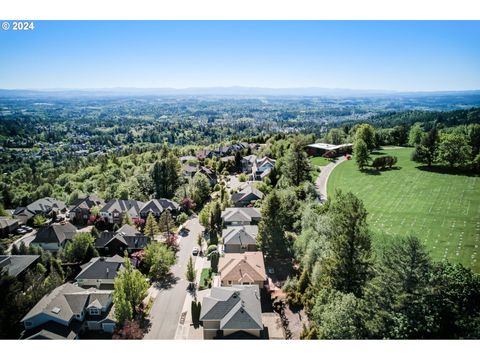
top-left (192, 247), bottom-right (199, 256)
top-left (16, 228), bottom-right (27, 235)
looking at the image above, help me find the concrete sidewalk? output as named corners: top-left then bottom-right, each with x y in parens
top-left (174, 255), bottom-right (209, 340)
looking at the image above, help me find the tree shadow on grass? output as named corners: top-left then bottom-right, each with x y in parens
top-left (371, 151), bottom-right (387, 156)
top-left (416, 165), bottom-right (478, 177)
top-left (361, 166), bottom-right (402, 176)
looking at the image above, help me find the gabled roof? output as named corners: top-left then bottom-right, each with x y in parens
top-left (95, 224), bottom-right (150, 250)
top-left (0, 255), bottom-right (40, 277)
top-left (231, 185), bottom-right (264, 204)
top-left (70, 195), bottom-right (105, 212)
top-left (99, 199), bottom-right (145, 217)
top-left (222, 225), bottom-right (258, 246)
top-left (200, 285), bottom-right (263, 331)
top-left (23, 320), bottom-right (79, 340)
top-left (242, 155), bottom-right (257, 164)
top-left (218, 252), bottom-right (266, 284)
top-left (221, 207), bottom-right (261, 223)
top-left (21, 283), bottom-right (112, 323)
top-left (32, 222), bottom-right (77, 245)
top-left (14, 197), bottom-right (66, 216)
top-left (75, 255), bottom-right (125, 281)
top-left (0, 216), bottom-right (18, 229)
top-left (139, 199), bottom-right (179, 215)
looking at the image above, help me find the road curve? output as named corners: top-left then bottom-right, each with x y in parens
top-left (315, 156), bottom-right (348, 202)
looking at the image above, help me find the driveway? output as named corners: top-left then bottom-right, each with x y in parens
top-left (7, 229), bottom-right (37, 253)
top-left (315, 156), bottom-right (347, 202)
top-left (143, 216), bottom-right (204, 339)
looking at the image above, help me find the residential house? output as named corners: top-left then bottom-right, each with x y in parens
top-left (241, 154), bottom-right (257, 172)
top-left (179, 155), bottom-right (197, 163)
top-left (69, 195), bottom-right (105, 224)
top-left (139, 198), bottom-right (180, 219)
top-left (222, 226), bottom-right (258, 253)
top-left (95, 224), bottom-right (150, 256)
top-left (99, 199), bottom-right (145, 225)
top-left (21, 283), bottom-right (115, 339)
top-left (30, 222), bottom-right (77, 252)
top-left (182, 163), bottom-right (198, 178)
top-left (218, 252), bottom-right (267, 288)
top-left (0, 254), bottom-right (40, 278)
top-left (251, 156), bottom-right (276, 180)
top-left (198, 166), bottom-right (217, 185)
top-left (13, 197), bottom-right (67, 225)
top-left (200, 285), bottom-right (263, 339)
top-left (196, 149), bottom-right (213, 160)
top-left (221, 207), bottom-right (261, 226)
top-left (75, 255), bottom-right (124, 289)
top-left (0, 216), bottom-right (19, 237)
top-left (231, 185), bottom-right (264, 207)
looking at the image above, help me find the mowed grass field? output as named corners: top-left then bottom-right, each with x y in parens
top-left (327, 147), bottom-right (480, 272)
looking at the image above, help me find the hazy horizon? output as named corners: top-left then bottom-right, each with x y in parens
top-left (1, 21), bottom-right (479, 91)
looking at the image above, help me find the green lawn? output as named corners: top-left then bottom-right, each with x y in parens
top-left (198, 267), bottom-right (213, 290)
top-left (311, 156), bottom-right (332, 167)
top-left (327, 148), bottom-right (480, 272)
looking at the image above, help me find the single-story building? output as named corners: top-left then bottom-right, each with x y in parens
top-left (231, 185), bottom-right (264, 207)
top-left (200, 285), bottom-right (263, 340)
top-left (75, 255), bottom-right (124, 289)
top-left (221, 207), bottom-right (261, 226)
top-left (222, 225), bottom-right (258, 253)
top-left (218, 251), bottom-right (267, 288)
top-left (305, 143), bottom-right (352, 158)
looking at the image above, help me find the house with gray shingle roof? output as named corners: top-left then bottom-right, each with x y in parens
top-left (13, 197), bottom-right (67, 225)
top-left (99, 199), bottom-right (145, 225)
top-left (221, 207), bottom-right (261, 226)
top-left (30, 222), bottom-right (77, 252)
top-left (0, 216), bottom-right (19, 237)
top-left (0, 254), bottom-right (40, 278)
top-left (231, 185), bottom-right (264, 207)
top-left (139, 199), bottom-right (179, 219)
top-left (95, 224), bottom-right (150, 256)
top-left (222, 225), bottom-right (258, 253)
top-left (69, 195), bottom-right (105, 224)
top-left (21, 283), bottom-right (115, 339)
top-left (200, 285), bottom-right (263, 339)
top-left (75, 255), bottom-right (124, 289)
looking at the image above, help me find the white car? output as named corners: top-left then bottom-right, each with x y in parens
top-left (192, 247), bottom-right (199, 256)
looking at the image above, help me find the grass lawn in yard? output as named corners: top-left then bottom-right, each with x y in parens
top-left (327, 147), bottom-right (480, 272)
top-left (311, 156), bottom-right (332, 167)
top-left (198, 267), bottom-right (213, 290)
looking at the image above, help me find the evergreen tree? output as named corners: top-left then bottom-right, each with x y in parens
top-left (283, 139), bottom-right (311, 186)
top-left (144, 212), bottom-right (159, 238)
top-left (412, 126), bottom-right (439, 167)
top-left (355, 124), bottom-right (376, 150)
top-left (210, 251), bottom-right (219, 273)
top-left (257, 190), bottom-right (290, 259)
top-left (63, 232), bottom-right (98, 263)
top-left (151, 144), bottom-right (181, 198)
top-left (186, 256), bottom-right (196, 287)
top-left (323, 191), bottom-right (372, 297)
top-left (158, 210), bottom-right (175, 234)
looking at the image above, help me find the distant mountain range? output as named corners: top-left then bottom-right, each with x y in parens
top-left (0, 87), bottom-right (480, 98)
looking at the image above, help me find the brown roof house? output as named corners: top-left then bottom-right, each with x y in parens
top-left (200, 285), bottom-right (263, 339)
top-left (218, 251), bottom-right (267, 288)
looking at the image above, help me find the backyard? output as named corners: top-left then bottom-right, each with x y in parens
top-left (327, 147), bottom-right (480, 272)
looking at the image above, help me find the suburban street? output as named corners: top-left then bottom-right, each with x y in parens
top-left (143, 216), bottom-right (204, 339)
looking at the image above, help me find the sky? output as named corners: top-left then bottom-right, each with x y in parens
top-left (0, 21), bottom-right (479, 91)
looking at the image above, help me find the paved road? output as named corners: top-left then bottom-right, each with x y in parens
top-left (143, 216), bottom-right (204, 339)
top-left (315, 156), bottom-right (347, 202)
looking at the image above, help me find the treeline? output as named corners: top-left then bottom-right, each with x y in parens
top-left (284, 192), bottom-right (480, 339)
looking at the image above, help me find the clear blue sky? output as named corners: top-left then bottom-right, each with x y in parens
top-left (0, 21), bottom-right (479, 91)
